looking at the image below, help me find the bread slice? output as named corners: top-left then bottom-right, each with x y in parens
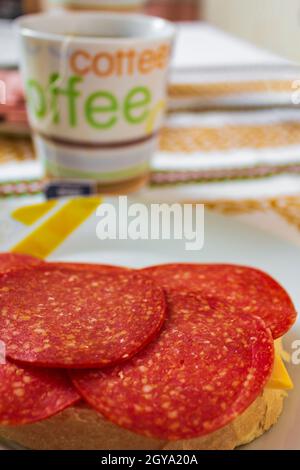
top-left (0, 388), bottom-right (285, 450)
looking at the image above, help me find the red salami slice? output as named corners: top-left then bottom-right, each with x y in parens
top-left (0, 360), bottom-right (79, 425)
top-left (141, 264), bottom-right (296, 339)
top-left (71, 291), bottom-right (274, 441)
top-left (51, 262), bottom-right (130, 273)
top-left (0, 266), bottom-right (166, 368)
top-left (0, 252), bottom-right (43, 274)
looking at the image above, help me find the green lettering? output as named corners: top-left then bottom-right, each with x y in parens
top-left (49, 75), bottom-right (82, 127)
top-left (85, 91), bottom-right (118, 130)
top-left (124, 87), bottom-right (151, 125)
top-left (26, 79), bottom-right (46, 120)
top-left (49, 73), bottom-right (60, 125)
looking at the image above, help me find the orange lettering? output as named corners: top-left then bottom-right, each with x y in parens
top-left (126, 50), bottom-right (136, 75)
top-left (139, 49), bottom-right (155, 74)
top-left (116, 50), bottom-right (126, 76)
top-left (93, 53), bottom-right (114, 77)
top-left (70, 50), bottom-right (92, 76)
top-left (156, 45), bottom-right (171, 69)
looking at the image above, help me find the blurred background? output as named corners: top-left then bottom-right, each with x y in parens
top-left (2, 0), bottom-right (300, 61)
top-left (2, 0), bottom-right (300, 206)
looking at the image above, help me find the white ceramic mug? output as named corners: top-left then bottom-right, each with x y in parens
top-left (46, 0), bottom-right (147, 12)
top-left (16, 13), bottom-right (175, 189)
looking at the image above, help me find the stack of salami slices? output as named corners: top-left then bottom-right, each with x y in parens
top-left (0, 254), bottom-right (297, 450)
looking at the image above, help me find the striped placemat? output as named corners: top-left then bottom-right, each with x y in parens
top-left (2, 82), bottom-right (300, 200)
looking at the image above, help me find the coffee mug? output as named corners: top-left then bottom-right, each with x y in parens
top-left (16, 13), bottom-right (175, 191)
top-left (46, 1), bottom-right (147, 12)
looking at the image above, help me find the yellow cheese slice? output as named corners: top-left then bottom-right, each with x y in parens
top-left (274, 337), bottom-right (291, 363)
top-left (266, 351), bottom-right (293, 390)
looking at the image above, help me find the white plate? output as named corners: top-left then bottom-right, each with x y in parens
top-left (1, 206), bottom-right (300, 450)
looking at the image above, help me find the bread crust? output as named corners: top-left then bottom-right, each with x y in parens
top-left (0, 389), bottom-right (285, 450)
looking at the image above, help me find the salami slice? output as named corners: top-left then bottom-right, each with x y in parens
top-left (71, 291), bottom-right (274, 441)
top-left (141, 264), bottom-right (296, 339)
top-left (0, 252), bottom-right (43, 274)
top-left (0, 360), bottom-right (79, 425)
top-left (51, 262), bottom-right (130, 273)
top-left (0, 266), bottom-right (166, 368)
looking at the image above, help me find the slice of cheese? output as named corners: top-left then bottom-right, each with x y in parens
top-left (266, 351), bottom-right (293, 391)
top-left (274, 337), bottom-right (291, 363)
